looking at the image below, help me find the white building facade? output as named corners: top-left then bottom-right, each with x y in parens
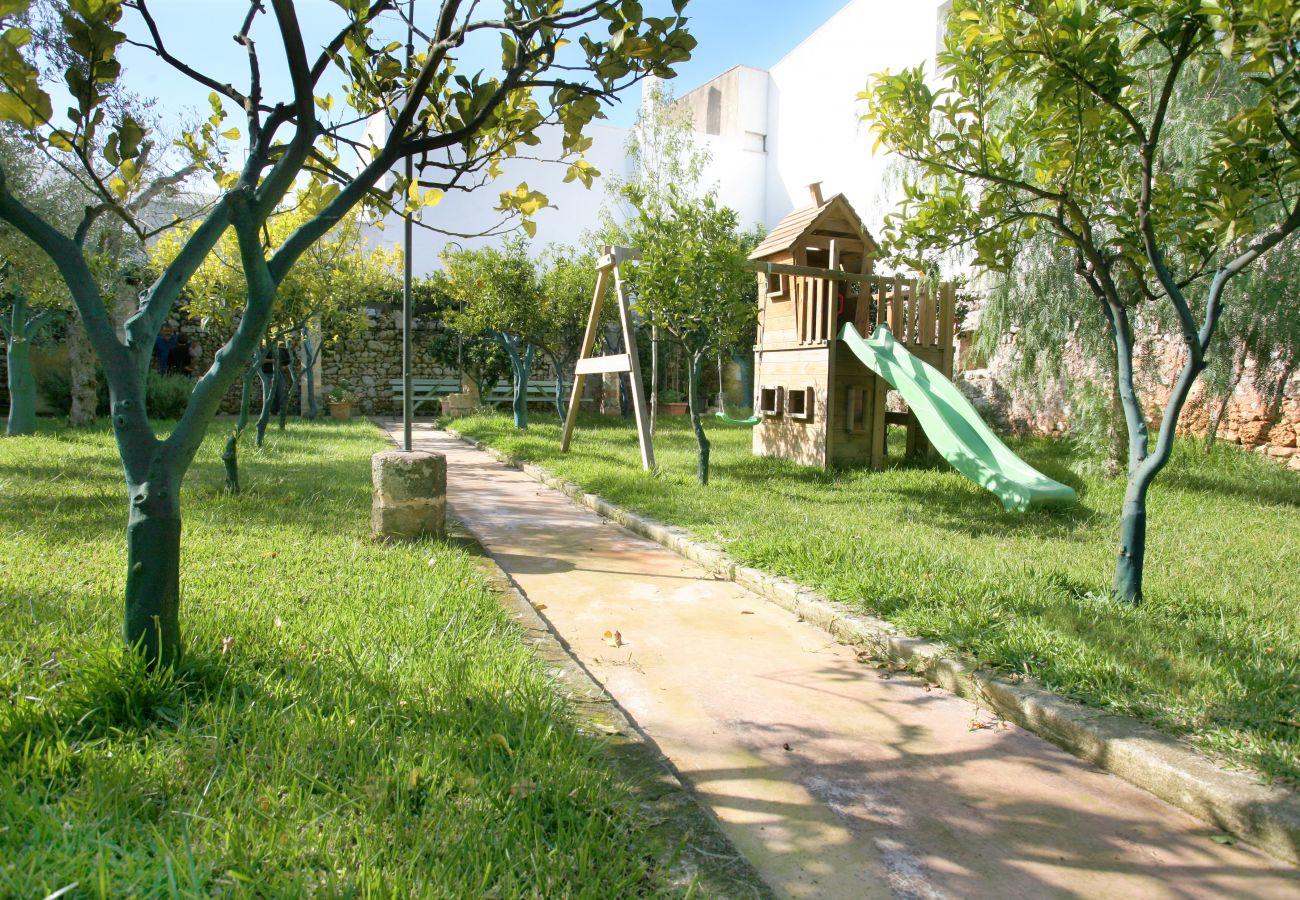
top-left (374, 0), bottom-right (950, 274)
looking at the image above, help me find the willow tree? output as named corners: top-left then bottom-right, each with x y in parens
top-left (0, 0), bottom-right (695, 666)
top-left (628, 188), bottom-right (752, 485)
top-left (864, 0), bottom-right (1300, 605)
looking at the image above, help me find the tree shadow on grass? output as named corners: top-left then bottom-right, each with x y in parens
top-left (1158, 468), bottom-right (1300, 509)
top-left (883, 482), bottom-right (1100, 542)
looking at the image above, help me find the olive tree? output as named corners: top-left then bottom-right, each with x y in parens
top-left (863, 0), bottom-right (1300, 604)
top-left (628, 188), bottom-right (752, 484)
top-left (0, 0), bottom-right (695, 666)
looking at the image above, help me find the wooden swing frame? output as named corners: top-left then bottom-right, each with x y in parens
top-left (559, 246), bottom-right (655, 470)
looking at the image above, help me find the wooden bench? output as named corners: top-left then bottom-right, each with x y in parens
top-left (390, 377), bottom-right (463, 414)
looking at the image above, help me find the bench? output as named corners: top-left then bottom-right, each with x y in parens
top-left (484, 381), bottom-right (562, 407)
top-left (390, 377), bottom-right (463, 414)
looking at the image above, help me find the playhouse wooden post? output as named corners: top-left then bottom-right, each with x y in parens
top-left (939, 282), bottom-right (956, 378)
top-left (560, 247), bottom-right (655, 471)
top-left (870, 373), bottom-right (889, 470)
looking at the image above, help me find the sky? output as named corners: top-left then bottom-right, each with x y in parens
top-left (111, 0), bottom-right (855, 137)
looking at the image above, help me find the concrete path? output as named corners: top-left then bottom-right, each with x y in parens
top-left (387, 422), bottom-right (1297, 898)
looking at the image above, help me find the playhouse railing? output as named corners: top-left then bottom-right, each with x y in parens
top-left (751, 262), bottom-right (956, 364)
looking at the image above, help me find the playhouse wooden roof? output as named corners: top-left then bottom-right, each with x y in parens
top-left (748, 193), bottom-right (878, 261)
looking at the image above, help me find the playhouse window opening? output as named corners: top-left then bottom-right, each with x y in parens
top-left (766, 272), bottom-right (785, 297)
top-left (760, 385), bottom-right (784, 417)
top-left (787, 386), bottom-right (814, 421)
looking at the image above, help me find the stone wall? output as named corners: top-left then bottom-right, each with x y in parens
top-left (954, 319), bottom-right (1300, 472)
top-left (319, 312), bottom-right (457, 415)
top-left (185, 308), bottom-right (555, 417)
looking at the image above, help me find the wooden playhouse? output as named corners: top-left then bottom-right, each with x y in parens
top-left (749, 183), bottom-right (956, 469)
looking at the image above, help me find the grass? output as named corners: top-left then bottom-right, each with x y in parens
top-left (452, 411), bottom-right (1300, 786)
top-left (0, 418), bottom-right (685, 897)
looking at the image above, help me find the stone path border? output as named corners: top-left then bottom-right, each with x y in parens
top-left (441, 424), bottom-right (1300, 866)
top-left (447, 521), bottom-right (773, 898)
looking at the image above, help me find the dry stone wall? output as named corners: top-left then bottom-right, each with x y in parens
top-left (954, 319), bottom-right (1300, 472)
top-left (184, 309), bottom-right (555, 416)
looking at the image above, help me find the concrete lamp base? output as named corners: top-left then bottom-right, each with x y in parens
top-left (371, 450), bottom-right (446, 541)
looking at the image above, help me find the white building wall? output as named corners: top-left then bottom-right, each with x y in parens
top-left (365, 122), bottom-right (631, 276)
top-left (365, 0), bottom-right (950, 272)
top-left (762, 0), bottom-right (946, 236)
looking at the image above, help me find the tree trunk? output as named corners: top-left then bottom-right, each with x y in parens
top-left (5, 327), bottom-right (37, 436)
top-left (222, 430), bottom-right (240, 494)
top-left (256, 361), bottom-right (273, 448)
top-left (1113, 469), bottom-right (1153, 604)
top-left (1107, 306), bottom-right (1206, 605)
top-left (302, 330), bottom-right (319, 420)
top-left (650, 326), bottom-right (658, 436)
top-left (67, 311), bottom-right (99, 427)
top-left (1105, 368), bottom-right (1125, 478)
top-left (1204, 394), bottom-right (1229, 451)
top-left (687, 352), bottom-right (710, 485)
top-left (500, 334), bottom-right (534, 429)
top-left (124, 462), bottom-right (183, 668)
top-left (548, 352), bottom-right (567, 419)
top-left (512, 359), bottom-right (530, 428)
top-left (274, 351), bottom-right (287, 432)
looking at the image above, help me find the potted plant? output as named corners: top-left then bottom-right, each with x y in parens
top-left (656, 388), bottom-right (688, 416)
top-left (327, 385), bottom-right (354, 420)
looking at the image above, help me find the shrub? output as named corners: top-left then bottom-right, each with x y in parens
top-left (37, 369), bottom-right (193, 420)
top-left (147, 373), bottom-right (195, 419)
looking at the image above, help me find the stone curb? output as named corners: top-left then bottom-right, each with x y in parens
top-left (441, 425), bottom-right (1300, 866)
top-left (446, 520), bottom-right (773, 899)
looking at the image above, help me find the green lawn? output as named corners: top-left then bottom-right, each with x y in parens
top-left (0, 419), bottom-right (683, 896)
top-left (453, 411), bottom-right (1300, 786)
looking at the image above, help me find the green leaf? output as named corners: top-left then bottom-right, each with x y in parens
top-left (117, 115), bottom-right (145, 159)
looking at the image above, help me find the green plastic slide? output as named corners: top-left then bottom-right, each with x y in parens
top-left (839, 323), bottom-right (1077, 512)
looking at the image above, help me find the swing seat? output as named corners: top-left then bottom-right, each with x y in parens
top-left (715, 410), bottom-right (760, 426)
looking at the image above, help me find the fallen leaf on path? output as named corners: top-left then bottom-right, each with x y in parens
top-left (532, 602), bottom-right (547, 611)
top-left (740, 610), bottom-right (754, 615)
top-left (603, 629), bottom-right (623, 648)
top-left (1211, 834), bottom-right (1237, 845)
top-left (782, 743), bottom-right (792, 751)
